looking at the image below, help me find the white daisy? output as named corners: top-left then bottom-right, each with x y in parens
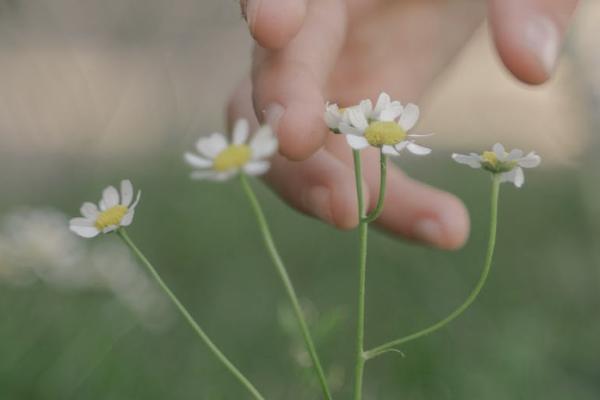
top-left (452, 143), bottom-right (541, 188)
top-left (327, 93), bottom-right (431, 156)
top-left (324, 92), bottom-right (403, 134)
top-left (184, 119), bottom-right (278, 181)
top-left (69, 180), bottom-right (141, 238)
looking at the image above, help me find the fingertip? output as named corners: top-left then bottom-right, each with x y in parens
top-left (247, 0), bottom-right (307, 49)
top-left (491, 13), bottom-right (557, 85)
top-left (430, 192), bottom-right (470, 250)
top-left (329, 174), bottom-right (368, 231)
top-left (489, 0), bottom-right (578, 85)
top-left (275, 102), bottom-right (327, 161)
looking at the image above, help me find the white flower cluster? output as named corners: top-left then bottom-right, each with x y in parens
top-left (325, 92), bottom-right (432, 157)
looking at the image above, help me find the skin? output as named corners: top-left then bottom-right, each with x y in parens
top-left (229, 0), bottom-right (579, 250)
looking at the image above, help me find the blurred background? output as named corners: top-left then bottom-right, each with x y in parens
top-left (1, 0), bottom-right (600, 399)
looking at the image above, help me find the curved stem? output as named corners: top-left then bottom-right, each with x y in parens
top-left (352, 150), bottom-right (368, 400)
top-left (364, 174), bottom-right (501, 361)
top-left (239, 174), bottom-right (332, 400)
top-left (363, 152), bottom-right (387, 223)
top-left (116, 229), bottom-right (266, 400)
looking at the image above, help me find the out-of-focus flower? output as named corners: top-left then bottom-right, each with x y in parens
top-left (1, 209), bottom-right (88, 287)
top-left (69, 180), bottom-right (141, 238)
top-left (184, 119), bottom-right (278, 181)
top-left (452, 143), bottom-right (541, 188)
top-left (0, 208), bottom-right (171, 329)
top-left (325, 92), bottom-right (432, 156)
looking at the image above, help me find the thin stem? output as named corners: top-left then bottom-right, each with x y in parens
top-left (363, 152), bottom-right (387, 223)
top-left (352, 150), bottom-right (368, 400)
top-left (116, 229), bottom-right (265, 400)
top-left (364, 175), bottom-right (501, 360)
top-left (239, 174), bottom-right (332, 400)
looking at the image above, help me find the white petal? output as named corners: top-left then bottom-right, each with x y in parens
top-left (324, 104), bottom-right (342, 129)
top-left (395, 141), bottom-right (410, 152)
top-left (190, 170), bottom-right (220, 181)
top-left (250, 126), bottom-right (278, 160)
top-left (232, 119), bottom-right (249, 145)
top-left (69, 218), bottom-right (99, 238)
top-left (120, 210), bottom-right (135, 226)
top-left (407, 133), bottom-right (435, 138)
top-left (398, 103), bottom-right (420, 131)
top-left (382, 145), bottom-right (400, 156)
top-left (507, 149), bottom-right (524, 160)
top-left (130, 191), bottom-right (142, 210)
top-left (357, 99), bottom-right (373, 116)
top-left (80, 202), bottom-right (99, 219)
top-left (379, 103), bottom-right (403, 122)
top-left (70, 217), bottom-right (94, 227)
top-left (452, 153), bottom-right (482, 168)
top-left (243, 161), bottom-right (270, 176)
top-left (209, 171), bottom-right (237, 182)
top-left (120, 180), bottom-right (134, 206)
top-left (518, 152), bottom-right (541, 168)
top-left (196, 133), bottom-right (228, 158)
top-left (513, 167), bottom-right (525, 187)
top-left (339, 123), bottom-right (364, 137)
top-left (348, 108), bottom-right (369, 130)
top-left (492, 143), bottom-right (506, 159)
top-left (406, 142), bottom-right (432, 155)
top-left (346, 135), bottom-right (370, 150)
top-left (70, 224), bottom-right (100, 238)
top-left (373, 92), bottom-right (391, 113)
top-left (184, 152), bottom-right (213, 168)
top-left (102, 186), bottom-right (119, 209)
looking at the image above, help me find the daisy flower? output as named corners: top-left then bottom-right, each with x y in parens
top-left (326, 92), bottom-right (432, 156)
top-left (69, 180), bottom-right (141, 238)
top-left (184, 119), bottom-right (278, 181)
top-left (452, 143), bottom-right (541, 188)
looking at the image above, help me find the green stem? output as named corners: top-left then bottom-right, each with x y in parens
top-left (363, 152), bottom-right (387, 223)
top-left (116, 229), bottom-right (265, 400)
top-left (364, 174), bottom-right (502, 360)
top-left (352, 150), bottom-right (368, 400)
top-left (239, 174), bottom-right (332, 400)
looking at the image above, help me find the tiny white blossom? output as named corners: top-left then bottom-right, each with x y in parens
top-left (325, 92), bottom-right (432, 156)
top-left (452, 143), bottom-right (541, 188)
top-left (69, 180), bottom-right (141, 238)
top-left (185, 119), bottom-right (278, 181)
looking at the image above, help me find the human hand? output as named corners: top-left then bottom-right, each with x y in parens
top-left (229, 0), bottom-right (578, 249)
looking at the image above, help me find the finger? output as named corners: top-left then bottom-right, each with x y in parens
top-left (228, 76), bottom-right (366, 229)
top-left (229, 78), bottom-right (468, 248)
top-left (489, 0), bottom-right (579, 84)
top-left (241, 0), bottom-right (308, 49)
top-left (266, 151), bottom-right (367, 230)
top-left (251, 0), bottom-right (346, 161)
top-left (325, 138), bottom-right (470, 250)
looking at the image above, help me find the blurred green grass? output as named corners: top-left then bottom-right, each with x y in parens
top-left (1, 149), bottom-right (599, 399)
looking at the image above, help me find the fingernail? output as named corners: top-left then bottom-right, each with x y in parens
top-left (413, 219), bottom-right (443, 245)
top-left (263, 103), bottom-right (285, 132)
top-left (303, 186), bottom-right (333, 224)
top-left (525, 16), bottom-right (560, 76)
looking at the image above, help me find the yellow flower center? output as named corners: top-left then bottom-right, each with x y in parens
top-left (482, 151), bottom-right (498, 168)
top-left (481, 151), bottom-right (517, 173)
top-left (364, 121), bottom-right (406, 146)
top-left (95, 205), bottom-right (128, 230)
top-left (213, 145), bottom-right (252, 172)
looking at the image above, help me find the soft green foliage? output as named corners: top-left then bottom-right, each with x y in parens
top-left (1, 152), bottom-right (599, 399)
